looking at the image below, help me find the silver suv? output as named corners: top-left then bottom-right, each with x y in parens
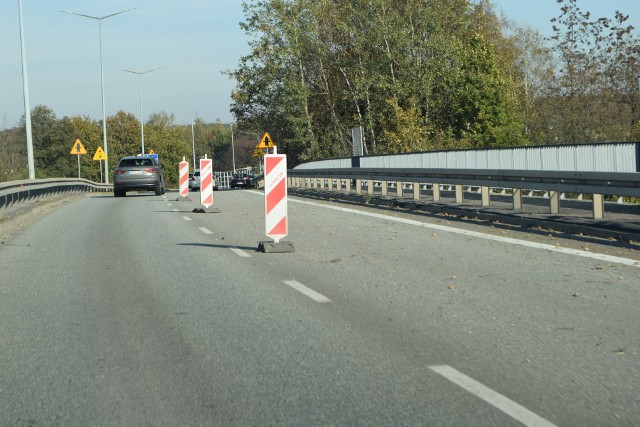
top-left (113, 155), bottom-right (165, 197)
top-left (189, 170), bottom-right (218, 191)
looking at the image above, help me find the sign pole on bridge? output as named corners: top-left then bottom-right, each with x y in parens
top-left (259, 143), bottom-right (295, 253)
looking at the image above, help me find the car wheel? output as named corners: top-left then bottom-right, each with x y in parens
top-left (155, 186), bottom-right (162, 196)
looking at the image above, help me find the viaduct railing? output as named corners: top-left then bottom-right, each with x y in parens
top-left (287, 167), bottom-right (640, 220)
top-left (0, 178), bottom-right (112, 209)
top-left (288, 143), bottom-right (640, 220)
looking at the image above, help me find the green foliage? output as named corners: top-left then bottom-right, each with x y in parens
top-left (0, 107), bottom-right (236, 186)
top-left (230, 0), bottom-right (529, 164)
top-left (0, 127), bottom-right (27, 181)
top-left (144, 113), bottom-right (192, 187)
top-left (106, 111), bottom-right (141, 161)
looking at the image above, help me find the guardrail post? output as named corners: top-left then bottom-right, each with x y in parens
top-left (481, 186), bottom-right (490, 206)
top-left (549, 191), bottom-right (560, 214)
top-left (345, 178), bottom-right (351, 193)
top-left (320, 178), bottom-right (326, 189)
top-left (356, 179), bottom-right (363, 195)
top-left (367, 179), bottom-right (374, 195)
top-left (396, 181), bottom-right (403, 197)
top-left (381, 181), bottom-right (388, 196)
top-left (413, 183), bottom-right (420, 200)
top-left (455, 185), bottom-right (463, 204)
top-left (513, 188), bottom-right (523, 210)
top-left (327, 178), bottom-right (333, 190)
top-left (592, 194), bottom-right (604, 219)
top-left (432, 183), bottom-right (441, 202)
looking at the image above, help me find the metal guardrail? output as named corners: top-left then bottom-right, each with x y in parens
top-left (0, 178), bottom-right (113, 209)
top-left (288, 167), bottom-right (640, 219)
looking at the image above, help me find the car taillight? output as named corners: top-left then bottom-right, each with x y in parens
top-left (115, 169), bottom-right (127, 174)
top-left (144, 168), bottom-right (158, 173)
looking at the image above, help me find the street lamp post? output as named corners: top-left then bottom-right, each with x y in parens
top-left (18, 0), bottom-right (35, 179)
top-left (62, 7), bottom-right (136, 184)
top-left (230, 123), bottom-right (235, 173)
top-left (122, 67), bottom-right (165, 155)
top-left (174, 92), bottom-right (212, 172)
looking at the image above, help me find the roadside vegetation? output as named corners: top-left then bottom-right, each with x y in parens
top-left (1, 0), bottom-right (639, 185)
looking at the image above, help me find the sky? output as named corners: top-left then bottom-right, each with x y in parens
top-left (2, 1), bottom-right (640, 130)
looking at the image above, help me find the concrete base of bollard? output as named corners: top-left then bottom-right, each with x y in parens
top-left (258, 241), bottom-right (295, 253)
top-left (192, 207), bottom-right (221, 214)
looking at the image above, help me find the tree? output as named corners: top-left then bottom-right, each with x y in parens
top-left (549, 0), bottom-right (640, 143)
top-left (106, 111), bottom-right (140, 163)
top-left (230, 0), bottom-right (526, 163)
top-left (0, 127), bottom-right (27, 181)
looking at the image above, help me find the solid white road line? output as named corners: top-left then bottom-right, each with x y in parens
top-left (199, 227), bottom-right (213, 235)
top-left (283, 280), bottom-right (332, 303)
top-left (230, 248), bottom-right (252, 258)
top-left (172, 209), bottom-right (179, 212)
top-left (182, 216), bottom-right (192, 221)
top-left (429, 365), bottom-right (557, 427)
top-left (284, 197), bottom-right (640, 268)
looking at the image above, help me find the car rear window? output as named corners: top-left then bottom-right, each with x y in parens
top-left (119, 158), bottom-right (153, 167)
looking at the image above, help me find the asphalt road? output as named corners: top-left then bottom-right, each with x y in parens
top-left (0, 189), bottom-right (639, 426)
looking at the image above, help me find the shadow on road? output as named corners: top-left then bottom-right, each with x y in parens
top-left (177, 242), bottom-right (259, 252)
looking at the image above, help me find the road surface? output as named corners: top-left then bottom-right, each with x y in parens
top-left (0, 190), bottom-right (638, 426)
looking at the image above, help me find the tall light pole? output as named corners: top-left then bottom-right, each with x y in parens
top-left (62, 7), bottom-right (136, 184)
top-left (18, 0), bottom-right (35, 179)
top-left (122, 66), bottom-right (165, 155)
top-left (174, 92), bottom-right (212, 172)
top-left (230, 123), bottom-right (236, 173)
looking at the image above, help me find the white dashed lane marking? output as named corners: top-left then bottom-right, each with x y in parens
top-left (283, 280), bottom-right (331, 303)
top-left (429, 365), bottom-right (557, 427)
top-left (182, 216), bottom-right (192, 221)
top-left (230, 248), bottom-right (252, 258)
top-left (199, 227), bottom-right (213, 235)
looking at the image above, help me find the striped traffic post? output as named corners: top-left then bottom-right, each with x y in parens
top-left (259, 145), bottom-right (294, 253)
top-left (179, 157), bottom-right (189, 197)
top-left (200, 155), bottom-right (213, 208)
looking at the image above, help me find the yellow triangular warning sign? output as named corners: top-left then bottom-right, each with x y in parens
top-left (257, 132), bottom-right (274, 149)
top-left (70, 139), bottom-right (87, 155)
top-left (93, 146), bottom-right (108, 161)
top-left (148, 149), bottom-right (155, 154)
top-left (252, 147), bottom-right (265, 157)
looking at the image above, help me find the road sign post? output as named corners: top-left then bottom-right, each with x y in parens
top-left (93, 146), bottom-right (108, 182)
top-left (259, 145), bottom-right (294, 253)
top-left (70, 138), bottom-right (87, 178)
